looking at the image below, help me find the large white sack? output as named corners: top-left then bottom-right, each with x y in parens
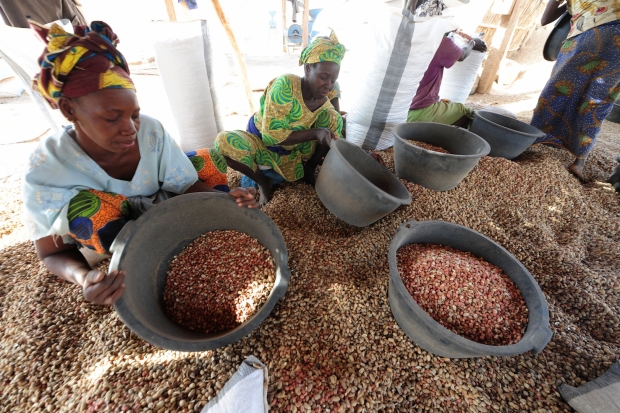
top-left (439, 50), bottom-right (485, 103)
top-left (345, 8), bottom-right (457, 150)
top-left (151, 20), bottom-right (224, 151)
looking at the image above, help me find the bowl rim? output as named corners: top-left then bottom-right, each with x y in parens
top-left (473, 110), bottom-right (545, 139)
top-left (331, 139), bottom-right (412, 205)
top-left (392, 122), bottom-right (491, 159)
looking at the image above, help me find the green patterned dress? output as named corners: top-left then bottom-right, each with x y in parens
top-left (215, 74), bottom-right (343, 181)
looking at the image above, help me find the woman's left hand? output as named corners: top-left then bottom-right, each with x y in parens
top-left (229, 187), bottom-right (259, 208)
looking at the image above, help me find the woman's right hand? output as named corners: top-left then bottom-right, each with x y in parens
top-left (82, 269), bottom-right (126, 305)
top-left (315, 128), bottom-right (338, 147)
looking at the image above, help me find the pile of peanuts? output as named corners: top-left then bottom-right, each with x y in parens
top-left (397, 243), bottom-right (528, 346)
top-left (163, 230), bottom-right (275, 333)
top-left (409, 141), bottom-right (451, 154)
top-left (1, 130), bottom-right (619, 413)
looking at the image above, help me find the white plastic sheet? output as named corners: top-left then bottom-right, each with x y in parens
top-left (201, 356), bottom-right (268, 413)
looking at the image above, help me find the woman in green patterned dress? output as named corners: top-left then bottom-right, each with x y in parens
top-left (215, 32), bottom-right (346, 205)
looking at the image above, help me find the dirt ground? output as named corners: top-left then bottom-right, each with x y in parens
top-left (0, 14), bottom-right (619, 413)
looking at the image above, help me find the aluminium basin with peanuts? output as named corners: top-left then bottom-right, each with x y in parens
top-left (388, 219), bottom-right (553, 358)
top-left (109, 192), bottom-right (290, 352)
top-left (392, 122), bottom-right (491, 192)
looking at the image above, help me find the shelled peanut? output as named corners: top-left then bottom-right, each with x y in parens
top-left (163, 230), bottom-right (275, 333)
top-left (409, 140), bottom-right (451, 154)
top-left (397, 243), bottom-right (528, 345)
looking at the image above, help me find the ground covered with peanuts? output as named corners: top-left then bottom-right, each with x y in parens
top-left (0, 118), bottom-right (619, 412)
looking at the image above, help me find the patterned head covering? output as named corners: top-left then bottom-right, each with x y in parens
top-left (30, 20), bottom-right (135, 109)
top-left (299, 30), bottom-right (346, 66)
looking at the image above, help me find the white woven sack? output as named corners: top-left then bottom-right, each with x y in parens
top-left (439, 50), bottom-right (485, 103)
top-left (151, 20), bottom-right (224, 152)
top-left (345, 9), bottom-right (457, 150)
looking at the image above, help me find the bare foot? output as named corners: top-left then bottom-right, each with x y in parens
top-left (568, 158), bottom-right (586, 182)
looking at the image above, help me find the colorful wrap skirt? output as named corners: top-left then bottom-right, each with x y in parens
top-left (407, 100), bottom-right (474, 125)
top-left (214, 115), bottom-right (318, 182)
top-left (531, 20), bottom-right (620, 159)
top-left (67, 148), bottom-right (229, 254)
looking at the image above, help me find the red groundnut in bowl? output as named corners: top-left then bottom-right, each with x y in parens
top-left (408, 141), bottom-right (451, 154)
top-left (396, 243), bottom-right (528, 346)
top-left (163, 230), bottom-right (275, 333)
top-left (388, 219), bottom-right (552, 358)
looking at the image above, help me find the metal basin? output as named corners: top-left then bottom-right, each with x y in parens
top-left (393, 122), bottom-right (490, 191)
top-left (388, 220), bottom-right (553, 358)
top-left (109, 193), bottom-right (290, 352)
top-left (470, 110), bottom-right (545, 160)
top-left (315, 139), bottom-right (412, 227)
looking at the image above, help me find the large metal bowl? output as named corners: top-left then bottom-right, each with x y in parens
top-left (110, 193), bottom-right (290, 352)
top-left (392, 122), bottom-right (490, 191)
top-left (388, 220), bottom-right (553, 358)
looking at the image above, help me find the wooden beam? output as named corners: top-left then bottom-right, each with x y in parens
top-left (476, 0), bottom-right (525, 94)
top-left (301, 0), bottom-right (310, 49)
top-left (210, 0), bottom-right (255, 113)
top-left (282, 0), bottom-right (287, 52)
top-left (164, 0), bottom-right (177, 21)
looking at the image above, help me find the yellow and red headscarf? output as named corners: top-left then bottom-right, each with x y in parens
top-left (30, 20), bottom-right (135, 109)
top-left (299, 30), bottom-right (346, 67)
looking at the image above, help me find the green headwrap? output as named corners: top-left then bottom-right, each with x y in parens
top-left (299, 30), bottom-right (346, 66)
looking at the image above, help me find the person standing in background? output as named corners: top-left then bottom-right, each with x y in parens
top-left (407, 32), bottom-right (487, 127)
top-left (530, 0), bottom-right (620, 181)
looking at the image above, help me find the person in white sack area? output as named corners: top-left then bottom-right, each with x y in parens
top-left (406, 30), bottom-right (487, 127)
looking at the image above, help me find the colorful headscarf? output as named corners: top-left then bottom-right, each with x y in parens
top-left (299, 30), bottom-right (346, 67)
top-left (30, 20), bottom-right (135, 109)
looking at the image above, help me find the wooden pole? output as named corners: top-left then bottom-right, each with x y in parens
top-left (164, 0), bottom-right (177, 21)
top-left (282, 0), bottom-right (287, 52)
top-left (476, 0), bottom-right (525, 94)
top-left (210, 0), bottom-right (255, 113)
top-left (301, 0), bottom-right (310, 49)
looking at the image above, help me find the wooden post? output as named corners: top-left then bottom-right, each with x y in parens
top-left (301, 0), bottom-right (310, 49)
top-left (282, 0), bottom-right (288, 52)
top-left (476, 0), bottom-right (525, 94)
top-left (210, 0), bottom-right (255, 113)
top-left (164, 0), bottom-right (177, 21)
